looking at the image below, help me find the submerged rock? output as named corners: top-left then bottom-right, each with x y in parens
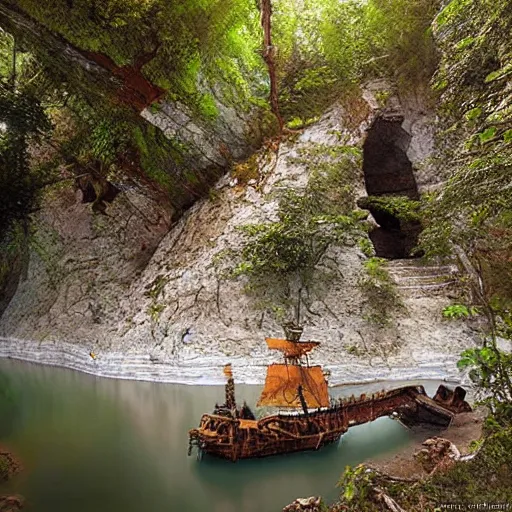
top-left (0, 450), bottom-right (24, 511)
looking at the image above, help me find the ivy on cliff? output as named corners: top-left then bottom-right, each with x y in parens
top-left (8, 0), bottom-right (263, 118)
top-left (273, 0), bottom-right (439, 125)
top-left (3, 0), bottom-right (441, 127)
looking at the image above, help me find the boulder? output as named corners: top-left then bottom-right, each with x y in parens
top-left (283, 496), bottom-right (322, 512)
top-left (414, 436), bottom-right (461, 474)
top-left (0, 449), bottom-right (22, 482)
top-left (0, 495), bottom-right (24, 512)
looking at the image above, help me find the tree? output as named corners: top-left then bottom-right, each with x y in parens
top-left (225, 144), bottom-right (365, 321)
top-left (260, 0), bottom-right (284, 132)
top-left (0, 82), bottom-right (52, 239)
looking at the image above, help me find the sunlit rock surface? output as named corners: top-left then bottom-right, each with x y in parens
top-left (0, 85), bottom-right (478, 384)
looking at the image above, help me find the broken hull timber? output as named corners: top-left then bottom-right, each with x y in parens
top-left (190, 409), bottom-right (346, 461)
top-left (188, 385), bottom-right (470, 461)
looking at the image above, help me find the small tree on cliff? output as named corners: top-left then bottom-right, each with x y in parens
top-left (224, 145), bottom-right (366, 323)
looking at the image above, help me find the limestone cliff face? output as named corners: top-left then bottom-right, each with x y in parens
top-left (0, 84), bottom-right (478, 383)
top-left (1, 186), bottom-right (171, 342)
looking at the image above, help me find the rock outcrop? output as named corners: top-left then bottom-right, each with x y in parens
top-left (0, 0), bottom-right (259, 212)
top-left (0, 495), bottom-right (24, 512)
top-left (414, 437), bottom-right (462, 474)
top-left (283, 496), bottom-right (323, 512)
top-left (0, 449), bottom-right (22, 482)
top-left (0, 84), bottom-right (478, 384)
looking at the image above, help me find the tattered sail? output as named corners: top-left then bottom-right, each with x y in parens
top-left (265, 338), bottom-right (320, 359)
top-left (257, 364), bottom-right (329, 408)
top-left (189, 331), bottom-right (472, 461)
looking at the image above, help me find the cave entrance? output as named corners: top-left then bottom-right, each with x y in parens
top-left (360, 116), bottom-right (422, 259)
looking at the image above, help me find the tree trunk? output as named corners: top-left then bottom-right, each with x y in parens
top-left (260, 0), bottom-right (284, 133)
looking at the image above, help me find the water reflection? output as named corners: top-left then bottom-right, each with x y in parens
top-left (0, 360), bottom-right (439, 512)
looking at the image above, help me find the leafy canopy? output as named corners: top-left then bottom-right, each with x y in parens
top-left (0, 82), bottom-right (52, 239)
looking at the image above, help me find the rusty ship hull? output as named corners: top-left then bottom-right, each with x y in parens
top-left (188, 384), bottom-right (471, 461)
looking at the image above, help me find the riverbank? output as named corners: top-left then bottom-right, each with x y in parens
top-left (367, 407), bottom-right (486, 480)
top-left (0, 338), bottom-right (465, 386)
top-left (324, 415), bottom-right (512, 512)
top-left (284, 408), bottom-right (487, 512)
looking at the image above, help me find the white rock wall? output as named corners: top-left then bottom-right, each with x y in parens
top-left (0, 85), bottom-right (478, 384)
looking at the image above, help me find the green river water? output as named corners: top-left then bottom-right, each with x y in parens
top-left (0, 359), bottom-right (443, 512)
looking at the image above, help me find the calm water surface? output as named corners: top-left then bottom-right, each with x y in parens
top-left (0, 359), bottom-right (442, 512)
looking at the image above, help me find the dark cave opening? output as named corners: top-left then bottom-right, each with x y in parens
top-left (361, 117), bottom-right (422, 259)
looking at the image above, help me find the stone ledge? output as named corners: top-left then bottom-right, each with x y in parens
top-left (0, 338), bottom-right (464, 387)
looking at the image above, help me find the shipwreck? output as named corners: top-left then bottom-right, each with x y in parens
top-left (188, 326), bottom-right (471, 461)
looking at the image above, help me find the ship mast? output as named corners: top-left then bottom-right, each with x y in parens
top-left (223, 364), bottom-right (236, 412)
top-left (257, 327), bottom-right (329, 410)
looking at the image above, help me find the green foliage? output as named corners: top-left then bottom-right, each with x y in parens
top-left (231, 154), bottom-right (260, 185)
top-left (358, 257), bottom-right (403, 327)
top-left (0, 81), bottom-right (52, 239)
top-left (442, 304), bottom-right (478, 319)
top-left (14, 0), bottom-right (263, 117)
top-left (0, 31), bottom-right (15, 81)
top-left (234, 145), bottom-right (362, 278)
top-left (332, 427), bottom-right (512, 511)
top-left (435, 0), bottom-right (471, 27)
top-left (464, 107), bottom-right (482, 122)
top-left (485, 62), bottom-right (512, 83)
top-left (89, 119), bottom-right (130, 166)
top-left (337, 464), bottom-right (374, 504)
top-left (144, 274), bottom-right (168, 300)
top-left (358, 237), bottom-right (375, 258)
top-left (457, 343), bottom-right (512, 425)
top-left (147, 302), bottom-right (165, 323)
top-left (478, 126), bottom-right (496, 144)
top-left (453, 285), bottom-right (512, 425)
top-left (366, 0), bottom-right (439, 88)
top-left (429, 427), bottom-right (512, 501)
top-left (234, 193), bottom-right (360, 279)
top-left (272, 0), bottom-right (438, 122)
top-left (130, 122), bottom-right (190, 198)
top-left (223, 144), bottom-right (364, 318)
top-left (420, 0), bottom-right (512, 308)
top-left (358, 195), bottom-right (421, 223)
top-left (4, 0), bottom-right (442, 139)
